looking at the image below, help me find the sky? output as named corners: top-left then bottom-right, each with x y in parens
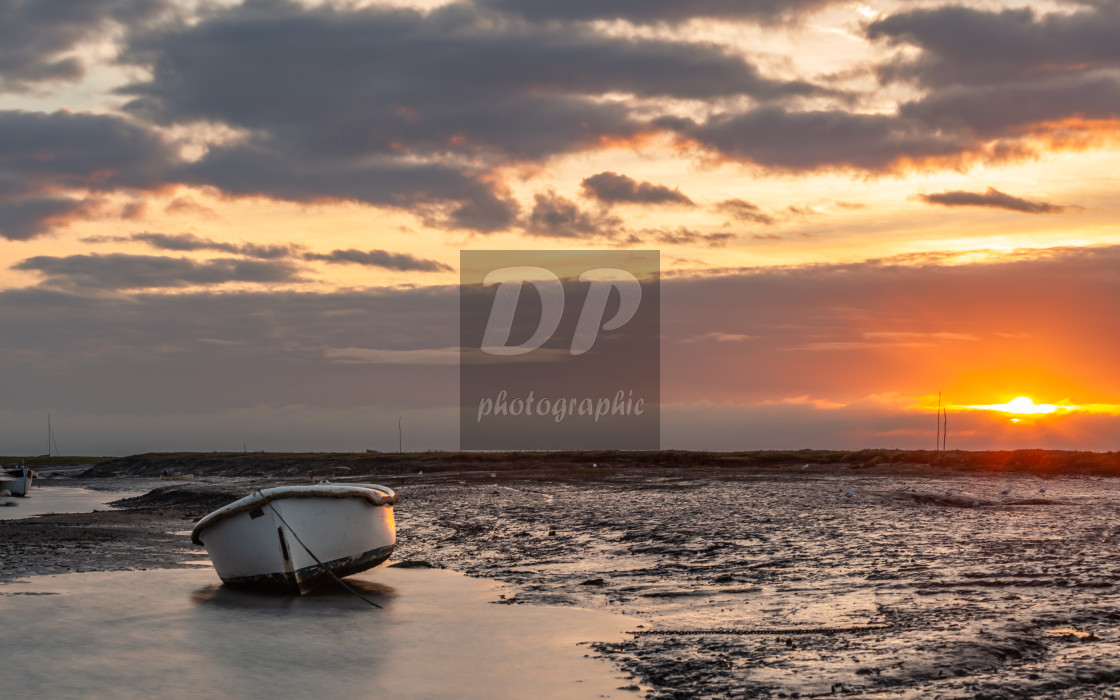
top-left (3, 0), bottom-right (1120, 455)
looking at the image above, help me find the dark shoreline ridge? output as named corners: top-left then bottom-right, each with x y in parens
top-left (43, 448), bottom-right (1120, 479)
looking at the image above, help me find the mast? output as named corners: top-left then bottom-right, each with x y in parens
top-left (47, 414), bottom-right (60, 457)
top-left (936, 391), bottom-right (942, 459)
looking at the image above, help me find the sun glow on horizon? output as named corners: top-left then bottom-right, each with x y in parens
top-left (968, 396), bottom-right (1061, 415)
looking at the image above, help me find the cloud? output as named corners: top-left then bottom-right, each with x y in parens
top-left (900, 74), bottom-right (1120, 140)
top-left (0, 0), bottom-right (168, 92)
top-left (684, 331), bottom-right (753, 342)
top-left (322, 346), bottom-right (459, 365)
top-left (175, 142), bottom-right (521, 233)
top-left (129, 232), bottom-right (296, 259)
top-left (164, 196), bottom-right (217, 218)
top-left (120, 1), bottom-right (823, 161)
top-left (0, 196), bottom-right (100, 241)
top-left (581, 171), bottom-right (694, 206)
top-left (712, 198), bottom-right (776, 225)
top-left (524, 190), bottom-right (621, 239)
top-left (649, 227), bottom-right (736, 247)
top-left (4, 247), bottom-right (1120, 451)
top-left (867, 4), bottom-right (1120, 88)
top-left (663, 107), bottom-right (970, 172)
top-left (660, 244), bottom-right (1120, 408)
top-left (0, 284), bottom-right (460, 429)
top-left (918, 188), bottom-right (1073, 214)
top-left (105, 0), bottom-right (832, 226)
top-left (0, 110), bottom-right (178, 240)
top-left (477, 0), bottom-right (842, 25)
top-left (303, 249), bottom-right (452, 273)
top-left (856, 3), bottom-right (1120, 166)
top-left (651, 3), bottom-right (1120, 174)
top-left (82, 233), bottom-right (452, 275)
top-left (12, 253), bottom-right (302, 291)
top-left (121, 1), bottom-right (827, 143)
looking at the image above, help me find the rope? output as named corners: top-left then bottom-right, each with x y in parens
top-left (263, 498), bottom-right (383, 608)
top-left (629, 625), bottom-right (890, 636)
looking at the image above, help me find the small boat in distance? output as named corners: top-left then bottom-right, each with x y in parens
top-left (1, 464), bottom-right (38, 497)
top-left (191, 484), bottom-right (399, 595)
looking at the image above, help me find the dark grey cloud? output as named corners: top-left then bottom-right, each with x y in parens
top-left (0, 0), bottom-right (168, 92)
top-left (177, 142), bottom-right (520, 233)
top-left (0, 110), bottom-right (177, 239)
top-left (0, 110), bottom-right (174, 190)
top-left (919, 188), bottom-right (1073, 214)
top-left (87, 233), bottom-right (446, 271)
top-left (124, 232), bottom-right (295, 259)
top-left (868, 4), bottom-right (1120, 88)
top-left (713, 198), bottom-right (775, 225)
top-left (12, 253), bottom-right (301, 291)
top-left (303, 249), bottom-right (452, 273)
top-left (0, 108), bottom-right (517, 237)
top-left (0, 284), bottom-right (459, 455)
top-left (899, 74), bottom-right (1120, 139)
top-left (478, 0), bottom-right (840, 25)
top-left (524, 190), bottom-right (621, 239)
top-left (660, 2), bottom-right (1120, 173)
top-left (120, 1), bottom-right (826, 161)
top-left (581, 171), bottom-right (694, 206)
top-left (0, 196), bottom-right (98, 241)
top-left (661, 107), bottom-right (968, 172)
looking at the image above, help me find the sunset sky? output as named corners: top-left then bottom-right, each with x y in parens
top-left (3, 0), bottom-right (1120, 455)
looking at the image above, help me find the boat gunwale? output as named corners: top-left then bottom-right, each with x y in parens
top-left (191, 484), bottom-right (398, 545)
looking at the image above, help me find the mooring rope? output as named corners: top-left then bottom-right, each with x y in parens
top-left (629, 625), bottom-right (890, 636)
top-left (263, 498), bottom-right (383, 608)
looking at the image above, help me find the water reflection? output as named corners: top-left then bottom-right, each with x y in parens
top-left (1, 567), bottom-right (634, 700)
top-left (191, 578), bottom-right (397, 611)
top-left (0, 487), bottom-right (141, 520)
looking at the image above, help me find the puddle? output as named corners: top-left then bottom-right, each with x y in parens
top-left (0, 567), bottom-right (640, 700)
top-left (0, 487), bottom-right (142, 520)
top-left (1048, 627), bottom-right (1100, 641)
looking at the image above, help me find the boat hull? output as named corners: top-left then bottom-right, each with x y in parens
top-left (2, 468), bottom-right (36, 497)
top-left (192, 485), bottom-right (398, 595)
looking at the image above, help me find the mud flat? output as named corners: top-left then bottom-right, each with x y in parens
top-left (5, 466), bottom-right (1120, 698)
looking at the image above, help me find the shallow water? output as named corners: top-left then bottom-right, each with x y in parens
top-left (0, 486), bottom-right (140, 520)
top-left (0, 567), bottom-right (638, 700)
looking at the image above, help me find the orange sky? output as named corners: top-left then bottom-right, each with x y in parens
top-left (2, 0), bottom-right (1119, 453)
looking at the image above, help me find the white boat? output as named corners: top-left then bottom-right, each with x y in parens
top-left (191, 484), bottom-right (399, 594)
top-left (1, 465), bottom-right (37, 497)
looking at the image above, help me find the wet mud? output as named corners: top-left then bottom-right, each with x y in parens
top-left (390, 470), bottom-right (1120, 699)
top-left (6, 469), bottom-right (1120, 698)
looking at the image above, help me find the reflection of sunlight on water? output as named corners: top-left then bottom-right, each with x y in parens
top-left (0, 567), bottom-right (636, 700)
top-left (0, 487), bottom-right (142, 520)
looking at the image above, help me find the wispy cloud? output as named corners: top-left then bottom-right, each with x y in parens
top-left (712, 198), bottom-right (776, 225)
top-left (12, 254), bottom-right (302, 291)
top-left (303, 249), bottom-right (451, 272)
top-left (918, 187), bottom-right (1076, 214)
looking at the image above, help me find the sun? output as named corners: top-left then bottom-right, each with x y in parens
top-left (994, 397), bottom-right (1058, 415)
top-left (962, 396), bottom-right (1063, 417)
